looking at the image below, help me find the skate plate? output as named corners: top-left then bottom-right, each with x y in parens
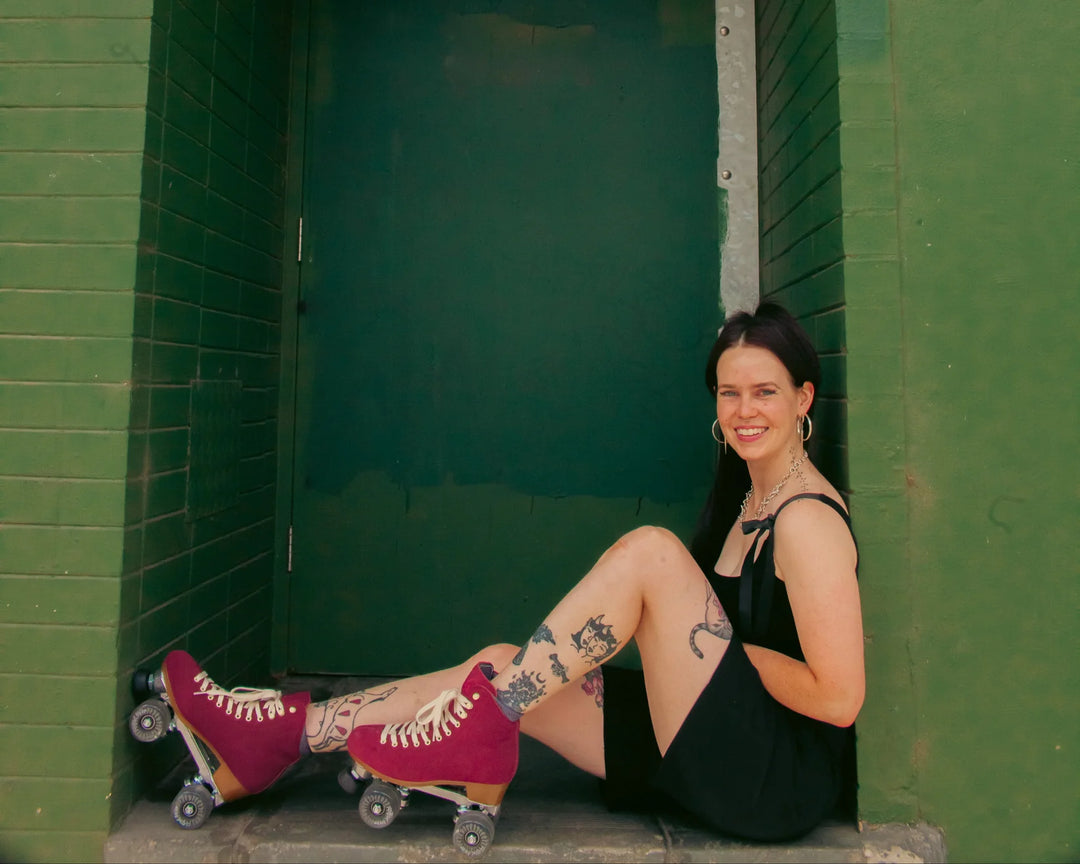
top-left (338, 761), bottom-right (502, 858)
top-left (128, 669), bottom-right (226, 830)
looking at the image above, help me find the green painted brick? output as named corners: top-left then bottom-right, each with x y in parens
top-left (0, 334), bottom-right (132, 382)
top-left (0, 525), bottom-right (125, 577)
top-left (0, 477), bottom-right (126, 526)
top-left (136, 596), bottom-right (188, 655)
top-left (164, 80), bottom-right (210, 144)
top-left (0, 430), bottom-right (128, 478)
top-left (0, 673), bottom-right (117, 725)
top-left (0, 830), bottom-right (108, 864)
top-left (0, 106), bottom-right (147, 151)
top-left (151, 296), bottom-right (201, 345)
top-left (153, 254), bottom-right (204, 304)
top-left (0, 624), bottom-right (117, 675)
top-left (140, 553), bottom-right (191, 612)
top-left (141, 511), bottom-right (191, 567)
top-left (0, 243), bottom-right (136, 291)
top-left (156, 210), bottom-right (207, 263)
top-left (0, 576), bottom-right (120, 626)
top-left (0, 197), bottom-right (141, 244)
top-left (147, 385), bottom-right (191, 427)
top-left (0, 19), bottom-right (150, 64)
top-left (1, 1), bottom-right (152, 15)
top-left (835, 0), bottom-right (889, 38)
top-left (0, 776), bottom-right (113, 832)
top-left (838, 120), bottom-right (895, 168)
top-left (162, 121), bottom-right (210, 183)
top-left (1, 725), bottom-right (114, 778)
top-left (160, 165), bottom-right (208, 224)
top-left (841, 209), bottom-right (899, 256)
top-left (838, 79), bottom-right (895, 121)
top-left (0, 383), bottom-right (131, 430)
top-left (168, 41), bottom-right (213, 109)
top-left (0, 290), bottom-right (134, 338)
top-left (147, 428), bottom-right (189, 472)
top-left (169, 0), bottom-right (215, 69)
top-left (149, 341), bottom-right (198, 383)
top-left (0, 152), bottom-right (143, 196)
top-left (0, 63), bottom-right (149, 108)
top-left (145, 468), bottom-right (186, 518)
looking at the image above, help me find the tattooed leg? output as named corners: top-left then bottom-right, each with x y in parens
top-left (305, 686), bottom-right (398, 752)
top-left (580, 668), bottom-right (604, 708)
top-left (688, 583), bottom-right (733, 659)
top-left (496, 669), bottom-right (547, 717)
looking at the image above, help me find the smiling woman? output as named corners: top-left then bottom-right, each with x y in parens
top-left (132, 301), bottom-right (862, 849)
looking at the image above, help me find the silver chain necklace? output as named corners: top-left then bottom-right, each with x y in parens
top-left (739, 450), bottom-right (809, 522)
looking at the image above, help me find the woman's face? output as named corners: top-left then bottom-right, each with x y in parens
top-left (714, 344), bottom-right (813, 463)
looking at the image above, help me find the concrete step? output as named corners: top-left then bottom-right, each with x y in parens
top-left (105, 737), bottom-right (944, 863)
top-left (106, 674), bottom-right (945, 863)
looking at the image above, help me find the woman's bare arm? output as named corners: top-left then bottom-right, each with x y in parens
top-left (742, 500), bottom-right (864, 727)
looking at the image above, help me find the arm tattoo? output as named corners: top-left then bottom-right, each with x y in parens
top-left (571, 614), bottom-right (619, 664)
top-left (306, 686), bottom-right (398, 752)
top-left (496, 670), bottom-right (547, 714)
top-left (689, 583), bottom-right (733, 659)
top-left (549, 653), bottom-right (569, 683)
top-left (581, 668), bottom-right (604, 708)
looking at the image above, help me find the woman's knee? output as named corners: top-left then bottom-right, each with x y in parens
top-left (618, 525), bottom-right (686, 564)
top-left (464, 642), bottom-right (519, 674)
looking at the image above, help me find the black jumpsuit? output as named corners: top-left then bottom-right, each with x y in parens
top-left (599, 493), bottom-right (857, 841)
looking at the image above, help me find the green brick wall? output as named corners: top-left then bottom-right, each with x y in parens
top-left (0, 2), bottom-right (293, 862)
top-left (117, 0), bottom-right (293, 836)
top-left (0, 4), bottom-right (150, 862)
top-left (756, 0), bottom-right (848, 493)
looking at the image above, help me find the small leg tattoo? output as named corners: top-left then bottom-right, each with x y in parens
top-left (688, 583), bottom-right (733, 659)
top-left (549, 653), bottom-right (569, 684)
top-left (306, 686), bottom-right (398, 752)
top-left (512, 643), bottom-right (528, 665)
top-left (513, 622), bottom-right (558, 666)
top-left (581, 668), bottom-right (604, 708)
top-left (496, 670), bottom-right (547, 715)
top-left (571, 614), bottom-right (619, 664)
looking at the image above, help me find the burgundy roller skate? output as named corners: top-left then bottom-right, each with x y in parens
top-left (340, 662), bottom-right (518, 858)
top-left (128, 650), bottom-right (310, 829)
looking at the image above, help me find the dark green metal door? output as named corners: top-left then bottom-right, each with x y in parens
top-left (288, 0), bottom-right (719, 674)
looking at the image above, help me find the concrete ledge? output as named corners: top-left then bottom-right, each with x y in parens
top-left (106, 738), bottom-right (944, 863)
top-left (107, 675), bottom-right (945, 863)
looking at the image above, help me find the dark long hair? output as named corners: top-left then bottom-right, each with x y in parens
top-left (689, 301), bottom-right (822, 572)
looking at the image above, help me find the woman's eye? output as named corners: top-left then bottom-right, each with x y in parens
top-left (757, 389), bottom-right (777, 397)
top-left (718, 390), bottom-right (737, 398)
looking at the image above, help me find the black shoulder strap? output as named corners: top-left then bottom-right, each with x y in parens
top-left (737, 493), bottom-right (855, 642)
top-left (772, 492), bottom-right (851, 527)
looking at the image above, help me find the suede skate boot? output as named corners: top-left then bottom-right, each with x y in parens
top-left (161, 650), bottom-right (310, 801)
top-left (346, 662), bottom-right (519, 806)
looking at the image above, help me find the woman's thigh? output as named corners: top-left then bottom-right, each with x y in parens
top-left (614, 526), bottom-right (732, 755)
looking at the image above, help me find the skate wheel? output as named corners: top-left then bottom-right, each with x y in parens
top-left (171, 784), bottom-right (213, 829)
top-left (453, 810), bottom-right (495, 858)
top-left (338, 765), bottom-right (360, 795)
top-left (129, 699), bottom-right (171, 743)
top-left (358, 780), bottom-right (400, 829)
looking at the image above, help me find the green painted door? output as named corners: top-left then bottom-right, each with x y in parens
top-left (288, 0), bottom-right (719, 674)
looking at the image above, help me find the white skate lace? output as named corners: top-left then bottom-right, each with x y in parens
top-left (193, 671), bottom-right (286, 722)
top-left (379, 687), bottom-right (474, 748)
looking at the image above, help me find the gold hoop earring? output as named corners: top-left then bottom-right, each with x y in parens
top-left (798, 415), bottom-right (813, 442)
top-left (712, 419), bottom-right (727, 454)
